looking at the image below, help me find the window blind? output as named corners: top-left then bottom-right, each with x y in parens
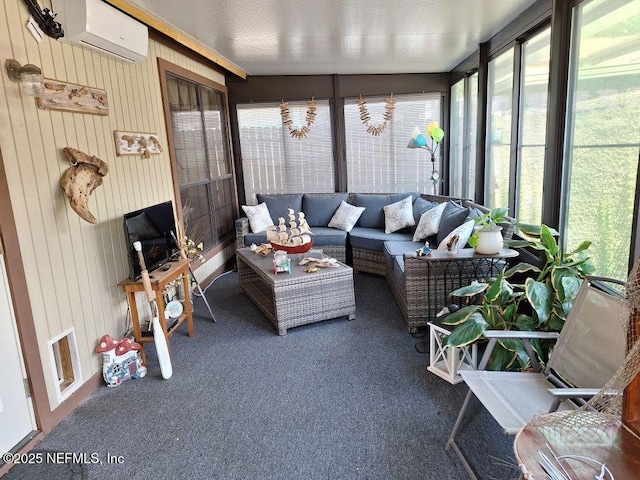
top-left (344, 93), bottom-right (442, 193)
top-left (237, 100), bottom-right (334, 204)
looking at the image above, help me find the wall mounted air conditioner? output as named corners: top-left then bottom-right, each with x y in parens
top-left (52, 0), bottom-right (148, 63)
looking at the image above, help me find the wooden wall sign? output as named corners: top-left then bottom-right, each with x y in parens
top-left (113, 131), bottom-right (163, 159)
top-left (37, 79), bottom-right (109, 115)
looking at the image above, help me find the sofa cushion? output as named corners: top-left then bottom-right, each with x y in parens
top-left (413, 197), bottom-right (438, 225)
top-left (436, 220), bottom-right (475, 251)
top-left (353, 192), bottom-right (419, 229)
top-left (243, 231), bottom-right (269, 246)
top-left (302, 193), bottom-right (349, 227)
top-left (256, 193), bottom-right (304, 224)
top-left (436, 201), bottom-right (470, 244)
top-left (392, 255), bottom-right (406, 285)
top-left (328, 201), bottom-right (365, 232)
top-left (383, 195), bottom-right (415, 234)
top-left (349, 227), bottom-right (413, 252)
top-left (241, 203), bottom-right (274, 233)
top-left (412, 202), bottom-right (446, 242)
top-left (307, 227), bottom-right (348, 246)
top-left (383, 241), bottom-right (423, 270)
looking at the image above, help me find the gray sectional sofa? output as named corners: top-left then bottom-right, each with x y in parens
top-left (235, 192), bottom-right (515, 331)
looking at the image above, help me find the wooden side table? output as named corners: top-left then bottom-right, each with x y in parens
top-left (118, 258), bottom-right (195, 364)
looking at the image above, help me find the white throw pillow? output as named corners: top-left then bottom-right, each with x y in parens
top-left (328, 201), bottom-right (365, 232)
top-left (412, 202), bottom-right (446, 242)
top-left (383, 196), bottom-right (415, 234)
top-left (242, 202), bottom-right (274, 233)
top-left (437, 220), bottom-right (475, 251)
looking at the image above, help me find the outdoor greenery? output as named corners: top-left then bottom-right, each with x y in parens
top-left (442, 224), bottom-right (595, 371)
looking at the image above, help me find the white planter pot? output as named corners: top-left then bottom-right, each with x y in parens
top-left (475, 226), bottom-right (503, 254)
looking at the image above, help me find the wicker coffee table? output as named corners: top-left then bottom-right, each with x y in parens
top-left (236, 248), bottom-right (356, 335)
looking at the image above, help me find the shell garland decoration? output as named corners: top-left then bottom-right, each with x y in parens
top-left (358, 94), bottom-right (396, 136)
top-left (279, 98), bottom-right (318, 139)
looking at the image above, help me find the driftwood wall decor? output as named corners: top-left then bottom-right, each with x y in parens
top-left (60, 147), bottom-right (109, 225)
top-left (113, 131), bottom-right (162, 159)
top-left (37, 79), bottom-right (109, 115)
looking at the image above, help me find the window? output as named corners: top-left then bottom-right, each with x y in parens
top-left (562, 0), bottom-right (640, 280)
top-left (450, 80), bottom-right (465, 197)
top-left (485, 48), bottom-right (515, 209)
top-left (450, 73), bottom-right (478, 199)
top-left (516, 28), bottom-right (551, 225)
top-left (236, 100), bottom-right (334, 204)
top-left (344, 93), bottom-right (442, 194)
top-left (163, 69), bottom-right (236, 250)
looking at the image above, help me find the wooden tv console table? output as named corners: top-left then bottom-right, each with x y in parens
top-left (118, 258), bottom-right (195, 364)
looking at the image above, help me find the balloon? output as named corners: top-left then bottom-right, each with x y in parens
top-left (431, 127), bottom-right (445, 143)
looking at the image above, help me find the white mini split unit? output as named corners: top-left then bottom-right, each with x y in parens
top-left (52, 0), bottom-right (148, 63)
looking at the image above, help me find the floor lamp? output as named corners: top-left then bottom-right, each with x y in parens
top-left (407, 123), bottom-right (445, 195)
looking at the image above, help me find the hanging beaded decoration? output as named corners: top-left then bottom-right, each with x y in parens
top-left (358, 94), bottom-right (396, 136)
top-left (279, 98), bottom-right (318, 139)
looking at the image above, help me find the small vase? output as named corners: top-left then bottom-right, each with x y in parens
top-left (475, 226), bottom-right (503, 254)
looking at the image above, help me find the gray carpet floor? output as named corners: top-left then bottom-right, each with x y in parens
top-left (4, 271), bottom-right (519, 480)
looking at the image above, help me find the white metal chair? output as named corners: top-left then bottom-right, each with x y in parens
top-left (445, 276), bottom-right (627, 479)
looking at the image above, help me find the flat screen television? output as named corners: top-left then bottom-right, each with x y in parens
top-left (123, 201), bottom-right (178, 280)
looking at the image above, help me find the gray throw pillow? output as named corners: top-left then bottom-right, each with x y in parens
top-left (302, 193), bottom-right (349, 227)
top-left (256, 194), bottom-right (304, 224)
top-left (436, 201), bottom-right (470, 244)
top-left (413, 197), bottom-right (438, 225)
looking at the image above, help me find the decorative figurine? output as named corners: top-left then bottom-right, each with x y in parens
top-left (95, 334), bottom-right (147, 387)
top-left (416, 241), bottom-right (431, 257)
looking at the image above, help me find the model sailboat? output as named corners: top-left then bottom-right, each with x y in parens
top-left (266, 207), bottom-right (314, 253)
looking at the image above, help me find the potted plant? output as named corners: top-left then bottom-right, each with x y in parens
top-left (441, 223), bottom-right (595, 371)
top-left (468, 207), bottom-right (508, 254)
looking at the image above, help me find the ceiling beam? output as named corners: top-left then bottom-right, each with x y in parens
top-left (104, 0), bottom-right (247, 79)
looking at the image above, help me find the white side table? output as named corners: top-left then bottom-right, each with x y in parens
top-left (427, 321), bottom-right (477, 384)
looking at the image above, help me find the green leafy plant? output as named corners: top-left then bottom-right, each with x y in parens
top-left (468, 207), bottom-right (508, 248)
top-left (442, 223), bottom-right (595, 371)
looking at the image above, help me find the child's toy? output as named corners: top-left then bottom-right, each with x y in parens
top-left (95, 334), bottom-right (147, 387)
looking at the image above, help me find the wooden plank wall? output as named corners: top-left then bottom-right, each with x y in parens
top-left (0, 0), bottom-right (228, 409)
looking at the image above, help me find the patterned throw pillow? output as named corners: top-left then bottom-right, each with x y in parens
top-left (383, 196), bottom-right (415, 234)
top-left (328, 201), bottom-right (365, 232)
top-left (436, 220), bottom-right (475, 251)
top-left (241, 202), bottom-right (274, 233)
top-left (412, 202), bottom-right (446, 242)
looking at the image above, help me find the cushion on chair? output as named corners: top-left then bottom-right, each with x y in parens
top-left (307, 227), bottom-right (348, 246)
top-left (383, 241), bottom-right (422, 269)
top-left (256, 193), bottom-right (304, 224)
top-left (353, 193), bottom-right (419, 228)
top-left (413, 197), bottom-right (438, 225)
top-left (243, 231), bottom-right (269, 246)
top-left (436, 220), bottom-right (475, 250)
top-left (302, 193), bottom-right (349, 227)
top-left (328, 201), bottom-right (365, 232)
top-left (413, 202), bottom-right (446, 242)
top-left (392, 256), bottom-right (405, 284)
top-left (436, 201), bottom-right (470, 244)
top-left (383, 196), bottom-right (415, 234)
top-left (241, 203), bottom-right (274, 233)
top-left (349, 227), bottom-right (413, 251)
